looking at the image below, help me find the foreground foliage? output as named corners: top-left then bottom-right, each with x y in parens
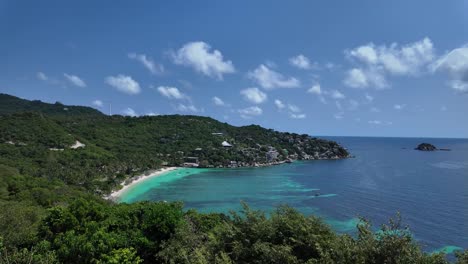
top-left (0, 192), bottom-right (466, 263)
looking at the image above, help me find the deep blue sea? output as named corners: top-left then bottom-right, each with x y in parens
top-left (119, 137), bottom-right (468, 253)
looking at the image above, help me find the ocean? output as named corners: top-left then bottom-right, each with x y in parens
top-left (118, 137), bottom-right (468, 253)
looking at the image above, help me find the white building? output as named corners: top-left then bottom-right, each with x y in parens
top-left (222, 141), bottom-right (232, 147)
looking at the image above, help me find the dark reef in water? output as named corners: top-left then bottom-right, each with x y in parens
top-left (415, 143), bottom-right (437, 151)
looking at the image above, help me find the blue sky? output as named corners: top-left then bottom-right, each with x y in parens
top-left (1, 0), bottom-right (467, 138)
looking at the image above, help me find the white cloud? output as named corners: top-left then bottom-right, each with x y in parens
top-left (307, 84), bottom-right (322, 95)
top-left (394, 104), bottom-right (406, 110)
top-left (365, 93), bottom-right (374, 102)
top-left (288, 104), bottom-right (301, 113)
top-left (145, 112), bottom-right (159, 116)
top-left (212, 96), bottom-right (225, 106)
top-left (348, 45), bottom-right (379, 65)
top-left (344, 68), bottom-right (387, 89)
top-left (431, 45), bottom-right (468, 93)
top-left (64, 73), bottom-right (86, 87)
top-left (290, 113), bottom-right (306, 119)
top-left (122, 108), bottom-right (137, 117)
top-left (171, 41), bottom-right (235, 79)
top-left (331, 90), bottom-right (345, 99)
top-left (344, 38), bottom-right (434, 89)
top-left (238, 106), bottom-right (263, 118)
top-left (92, 100), bottom-right (103, 108)
top-left (128, 53), bottom-right (164, 75)
top-left (347, 37), bottom-right (434, 75)
top-left (175, 103), bottom-right (200, 113)
top-left (105, 75), bottom-right (141, 95)
top-left (449, 81), bottom-right (468, 93)
top-left (289, 54), bottom-right (311, 69)
top-left (37, 72), bottom-right (48, 81)
top-left (274, 99), bottom-right (285, 110)
top-left (240, 87), bottom-right (267, 104)
top-left (248, 64), bottom-right (300, 89)
top-left (157, 86), bottom-right (187, 100)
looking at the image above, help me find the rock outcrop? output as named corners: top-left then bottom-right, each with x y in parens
top-left (415, 143), bottom-right (437, 151)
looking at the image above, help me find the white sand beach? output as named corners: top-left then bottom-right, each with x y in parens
top-left (107, 167), bottom-right (179, 200)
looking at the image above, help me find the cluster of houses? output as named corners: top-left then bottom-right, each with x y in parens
top-left (180, 132), bottom-right (288, 168)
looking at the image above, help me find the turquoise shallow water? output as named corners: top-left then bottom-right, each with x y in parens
top-left (118, 137), bottom-right (468, 253)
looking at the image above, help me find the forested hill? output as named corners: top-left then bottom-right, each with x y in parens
top-left (0, 93), bottom-right (104, 116)
top-left (0, 93), bottom-right (349, 194)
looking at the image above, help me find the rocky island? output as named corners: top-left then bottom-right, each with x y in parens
top-left (415, 143), bottom-right (437, 151)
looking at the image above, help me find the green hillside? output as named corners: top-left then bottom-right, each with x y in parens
top-left (0, 93), bottom-right (104, 117)
top-left (0, 94), bottom-right (348, 194)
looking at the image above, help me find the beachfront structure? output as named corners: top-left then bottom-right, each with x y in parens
top-left (222, 141), bottom-right (232, 147)
top-left (183, 156), bottom-right (199, 167)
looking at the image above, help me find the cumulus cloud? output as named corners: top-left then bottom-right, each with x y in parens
top-left (171, 41), bottom-right (235, 79)
top-left (344, 68), bottom-right (388, 89)
top-left (344, 37), bottom-right (434, 88)
top-left (37, 72), bottom-right (48, 81)
top-left (122, 108), bottom-right (137, 117)
top-left (331, 90), bottom-right (345, 99)
top-left (105, 75), bottom-right (141, 95)
top-left (64, 73), bottom-right (86, 87)
top-left (289, 54), bottom-right (311, 69)
top-left (248, 64), bottom-right (300, 89)
top-left (212, 96), bottom-right (225, 106)
top-left (145, 112), bottom-right (159, 116)
top-left (240, 87), bottom-right (267, 104)
top-left (431, 44), bottom-right (468, 93)
top-left (308, 84), bottom-right (327, 103)
top-left (307, 84), bottom-right (322, 95)
top-left (157, 86), bottom-right (187, 100)
top-left (128, 53), bottom-right (164, 75)
top-left (92, 100), bottom-right (103, 108)
top-left (274, 99), bottom-right (285, 110)
top-left (238, 106), bottom-right (263, 118)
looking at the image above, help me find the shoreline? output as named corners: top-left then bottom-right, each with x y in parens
top-left (105, 157), bottom-right (350, 201)
top-left (106, 167), bottom-right (179, 201)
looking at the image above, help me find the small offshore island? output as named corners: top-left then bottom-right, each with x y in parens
top-left (415, 143), bottom-right (451, 151)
